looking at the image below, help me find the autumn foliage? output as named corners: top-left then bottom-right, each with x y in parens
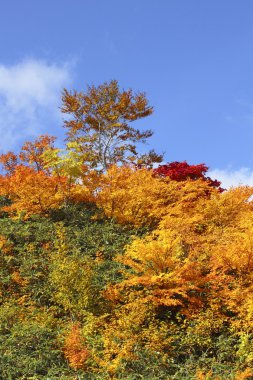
top-left (154, 160), bottom-right (222, 189)
top-left (63, 324), bottom-right (89, 370)
top-left (0, 81), bottom-right (252, 379)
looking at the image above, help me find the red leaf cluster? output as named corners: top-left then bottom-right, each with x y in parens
top-left (154, 161), bottom-right (223, 190)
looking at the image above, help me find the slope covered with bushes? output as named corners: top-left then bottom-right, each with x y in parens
top-left (0, 81), bottom-right (252, 379)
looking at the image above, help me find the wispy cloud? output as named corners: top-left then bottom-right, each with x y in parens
top-left (0, 59), bottom-right (72, 150)
top-left (208, 168), bottom-right (253, 188)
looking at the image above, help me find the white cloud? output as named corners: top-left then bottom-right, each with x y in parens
top-left (208, 168), bottom-right (253, 188)
top-left (0, 59), bottom-right (72, 150)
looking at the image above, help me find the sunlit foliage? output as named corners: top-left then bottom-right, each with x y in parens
top-left (0, 81), bottom-right (252, 379)
top-left (61, 80), bottom-right (163, 171)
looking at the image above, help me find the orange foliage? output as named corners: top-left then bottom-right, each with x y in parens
top-left (0, 166), bottom-right (67, 217)
top-left (63, 323), bottom-right (89, 370)
top-left (235, 367), bottom-right (253, 380)
top-left (19, 135), bottom-right (56, 172)
top-left (0, 151), bottom-right (18, 174)
top-left (0, 135), bottom-right (95, 218)
top-left (102, 185), bottom-right (253, 367)
top-left (0, 135), bottom-right (56, 176)
top-left (95, 165), bottom-right (217, 226)
top-left (11, 270), bottom-right (28, 287)
top-left (61, 80), bottom-right (162, 171)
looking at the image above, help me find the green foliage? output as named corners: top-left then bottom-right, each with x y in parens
top-left (0, 203), bottom-right (140, 378)
top-left (0, 321), bottom-right (63, 379)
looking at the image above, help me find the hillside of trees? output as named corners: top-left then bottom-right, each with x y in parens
top-left (0, 81), bottom-right (252, 379)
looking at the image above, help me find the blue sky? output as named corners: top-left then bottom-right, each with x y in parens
top-left (1, 0), bottom-right (253, 186)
